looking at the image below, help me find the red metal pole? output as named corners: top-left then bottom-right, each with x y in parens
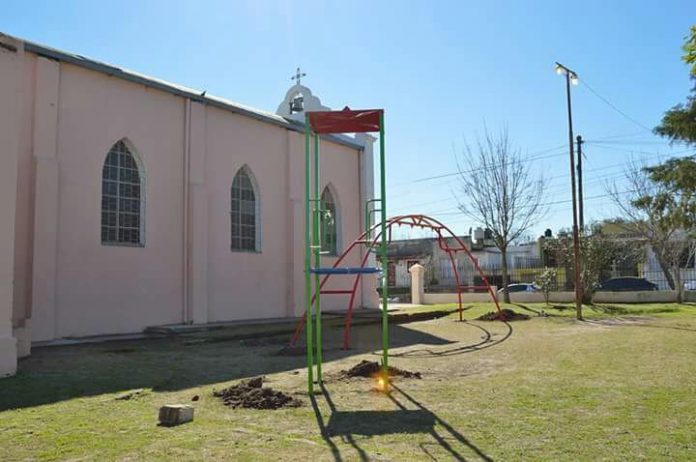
top-left (289, 214), bottom-right (504, 348)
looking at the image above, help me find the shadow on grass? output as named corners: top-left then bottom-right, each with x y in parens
top-left (590, 304), bottom-right (680, 315)
top-left (517, 302), bottom-right (696, 318)
top-left (512, 303), bottom-right (570, 317)
top-left (312, 383), bottom-right (493, 461)
top-left (0, 322), bottom-right (454, 412)
top-left (510, 303), bottom-right (543, 316)
top-left (388, 321), bottom-right (513, 358)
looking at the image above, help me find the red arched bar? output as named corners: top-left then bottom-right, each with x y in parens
top-left (289, 214), bottom-right (502, 349)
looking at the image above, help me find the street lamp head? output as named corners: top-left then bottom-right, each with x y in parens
top-left (555, 62), bottom-right (580, 84)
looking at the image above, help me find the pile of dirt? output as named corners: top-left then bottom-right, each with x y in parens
top-left (340, 360), bottom-right (422, 379)
top-left (476, 308), bottom-right (530, 321)
top-left (213, 377), bottom-right (303, 410)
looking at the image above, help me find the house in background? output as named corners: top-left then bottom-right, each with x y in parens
top-left (385, 228), bottom-right (543, 292)
top-left (598, 221), bottom-right (696, 290)
top-left (0, 33), bottom-right (377, 377)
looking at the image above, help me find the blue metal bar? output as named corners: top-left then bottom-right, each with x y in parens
top-left (310, 267), bottom-right (382, 275)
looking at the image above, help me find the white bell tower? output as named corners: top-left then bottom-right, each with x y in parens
top-left (276, 68), bottom-right (330, 122)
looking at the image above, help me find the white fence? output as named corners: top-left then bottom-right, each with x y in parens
top-left (422, 290), bottom-right (696, 304)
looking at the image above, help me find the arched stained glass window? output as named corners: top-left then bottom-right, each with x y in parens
top-left (320, 187), bottom-right (338, 256)
top-left (101, 140), bottom-right (143, 245)
top-left (231, 166), bottom-right (259, 251)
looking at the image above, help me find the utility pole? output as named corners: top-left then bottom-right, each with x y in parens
top-left (576, 135), bottom-right (584, 231)
top-left (555, 62), bottom-right (583, 320)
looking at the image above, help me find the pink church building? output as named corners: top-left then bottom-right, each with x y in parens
top-left (0, 33), bottom-right (377, 377)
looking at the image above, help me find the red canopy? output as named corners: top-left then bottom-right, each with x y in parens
top-left (308, 108), bottom-right (383, 134)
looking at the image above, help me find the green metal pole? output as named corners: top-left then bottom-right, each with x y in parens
top-left (313, 133), bottom-right (323, 384)
top-left (304, 116), bottom-right (314, 394)
top-left (365, 201), bottom-right (370, 238)
top-left (365, 199), bottom-right (380, 237)
top-left (379, 112), bottom-right (388, 372)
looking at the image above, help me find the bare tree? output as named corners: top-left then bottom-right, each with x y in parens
top-left (608, 159), bottom-right (695, 303)
top-left (455, 127), bottom-right (547, 303)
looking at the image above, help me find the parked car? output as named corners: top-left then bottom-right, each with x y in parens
top-left (598, 277), bottom-right (658, 292)
top-left (684, 281), bottom-right (696, 291)
top-left (498, 283), bottom-right (539, 294)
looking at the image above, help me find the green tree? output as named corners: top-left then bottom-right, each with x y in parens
top-left (654, 25), bottom-right (696, 144)
top-left (609, 158), bottom-right (696, 303)
top-left (543, 225), bottom-right (642, 312)
top-left (682, 25), bottom-right (696, 77)
top-left (535, 267), bottom-right (557, 306)
top-left (643, 156), bottom-right (696, 228)
top-left (644, 157), bottom-right (696, 301)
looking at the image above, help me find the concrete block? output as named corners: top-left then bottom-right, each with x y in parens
top-left (158, 404), bottom-right (194, 426)
top-left (0, 336), bottom-right (17, 378)
top-left (409, 264), bottom-right (425, 305)
top-left (13, 321), bottom-right (31, 358)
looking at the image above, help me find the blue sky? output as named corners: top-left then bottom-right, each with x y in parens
top-left (3, 0), bottom-right (695, 239)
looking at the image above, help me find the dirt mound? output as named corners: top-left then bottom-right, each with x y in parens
top-left (340, 360), bottom-right (421, 379)
top-left (213, 377), bottom-right (303, 410)
top-left (476, 308), bottom-right (530, 321)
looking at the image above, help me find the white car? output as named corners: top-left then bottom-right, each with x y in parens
top-left (684, 281), bottom-right (696, 291)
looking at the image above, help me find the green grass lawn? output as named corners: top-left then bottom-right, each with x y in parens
top-left (2, 303), bottom-right (696, 461)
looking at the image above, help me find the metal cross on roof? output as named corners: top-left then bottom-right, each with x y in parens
top-left (291, 67), bottom-right (307, 86)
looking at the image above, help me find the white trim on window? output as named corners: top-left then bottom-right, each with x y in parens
top-left (230, 164), bottom-right (261, 252)
top-left (100, 138), bottom-right (146, 246)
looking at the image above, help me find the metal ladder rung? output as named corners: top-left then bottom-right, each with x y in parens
top-left (310, 267), bottom-right (381, 275)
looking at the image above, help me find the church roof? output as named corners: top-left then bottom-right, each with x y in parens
top-left (17, 35), bottom-right (363, 150)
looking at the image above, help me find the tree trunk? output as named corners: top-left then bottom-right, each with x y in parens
top-left (501, 246), bottom-right (510, 304)
top-left (674, 265), bottom-right (684, 304)
top-left (581, 288), bottom-right (593, 305)
top-left (654, 245), bottom-right (676, 290)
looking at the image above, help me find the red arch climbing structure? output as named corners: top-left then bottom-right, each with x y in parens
top-left (290, 214), bottom-right (502, 350)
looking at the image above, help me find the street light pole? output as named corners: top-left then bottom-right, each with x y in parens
top-left (555, 62), bottom-right (583, 320)
top-left (576, 135), bottom-right (584, 230)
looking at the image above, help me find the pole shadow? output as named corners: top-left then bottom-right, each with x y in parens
top-left (311, 382), bottom-right (493, 461)
top-left (390, 384), bottom-right (494, 461)
top-left (387, 321), bottom-right (513, 358)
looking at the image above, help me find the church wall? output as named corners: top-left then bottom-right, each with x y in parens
top-left (0, 35), bottom-right (22, 375)
top-left (316, 140), bottom-right (365, 312)
top-left (204, 108), bottom-right (365, 322)
top-left (48, 63), bottom-right (186, 338)
top-left (12, 49), bottom-right (36, 334)
top-left (205, 106), bottom-right (291, 322)
top-left (5, 39), bottom-right (369, 345)
top-left (283, 130), bottom-right (366, 317)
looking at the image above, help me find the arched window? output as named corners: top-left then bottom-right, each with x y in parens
top-left (101, 140), bottom-right (144, 245)
top-left (321, 186), bottom-right (338, 256)
top-left (231, 166), bottom-right (259, 251)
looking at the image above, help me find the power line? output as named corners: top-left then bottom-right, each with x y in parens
top-left (416, 189), bottom-right (635, 219)
top-left (389, 144), bottom-right (567, 188)
top-left (588, 130), bottom-right (651, 141)
top-left (579, 79), bottom-right (654, 132)
top-left (392, 157), bottom-right (668, 217)
top-left (390, 138), bottom-right (688, 194)
top-left (392, 165), bottom-right (646, 215)
top-left (389, 135), bottom-right (692, 215)
top-left (585, 139), bottom-right (682, 145)
top-left (583, 143), bottom-right (693, 156)
top-left (391, 141), bottom-right (688, 195)
top-left (391, 149), bottom-right (680, 211)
